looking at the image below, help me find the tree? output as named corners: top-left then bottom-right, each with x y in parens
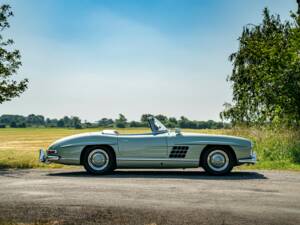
top-left (97, 118), bottom-right (114, 127)
top-left (0, 114), bottom-right (26, 127)
top-left (71, 116), bottom-right (82, 129)
top-left (155, 114), bottom-right (168, 124)
top-left (27, 114), bottom-right (45, 126)
top-left (45, 118), bottom-right (58, 127)
top-left (167, 117), bottom-right (178, 128)
top-left (62, 116), bottom-right (72, 127)
top-left (10, 121), bottom-right (17, 128)
top-left (115, 114), bottom-right (127, 128)
top-left (140, 114), bottom-right (153, 123)
top-left (220, 6), bottom-right (300, 127)
top-left (0, 5), bottom-right (28, 104)
top-left (57, 119), bottom-right (65, 128)
top-left (298, 0), bottom-right (300, 16)
top-left (0, 113), bottom-right (227, 129)
top-left (129, 121), bottom-right (144, 127)
top-left (178, 116), bottom-right (190, 128)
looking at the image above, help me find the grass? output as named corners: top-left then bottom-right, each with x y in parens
top-left (0, 127), bottom-right (149, 169)
top-left (0, 127), bottom-right (299, 170)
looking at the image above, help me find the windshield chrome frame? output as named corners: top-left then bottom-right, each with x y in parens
top-left (148, 117), bottom-right (168, 134)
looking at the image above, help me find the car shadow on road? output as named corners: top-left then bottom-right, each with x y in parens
top-left (47, 170), bottom-right (267, 180)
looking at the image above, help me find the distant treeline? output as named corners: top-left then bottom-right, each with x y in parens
top-left (0, 114), bottom-right (230, 129)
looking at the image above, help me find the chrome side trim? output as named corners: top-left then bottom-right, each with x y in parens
top-left (238, 152), bottom-right (257, 164)
top-left (178, 141), bottom-right (248, 147)
top-left (117, 157), bottom-right (198, 162)
top-left (60, 142), bottom-right (117, 148)
top-left (48, 156), bottom-right (60, 161)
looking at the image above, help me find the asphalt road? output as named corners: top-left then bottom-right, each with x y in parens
top-left (0, 168), bottom-right (300, 225)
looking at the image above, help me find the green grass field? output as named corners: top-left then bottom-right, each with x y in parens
top-left (0, 127), bottom-right (299, 170)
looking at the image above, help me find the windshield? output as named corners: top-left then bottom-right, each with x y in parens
top-left (151, 117), bottom-right (168, 133)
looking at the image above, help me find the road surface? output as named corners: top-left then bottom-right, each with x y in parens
top-left (0, 168), bottom-right (299, 225)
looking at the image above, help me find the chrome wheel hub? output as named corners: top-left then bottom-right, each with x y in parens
top-left (207, 150), bottom-right (229, 172)
top-left (92, 153), bottom-right (106, 165)
top-left (88, 149), bottom-right (109, 171)
top-left (211, 154), bottom-right (225, 167)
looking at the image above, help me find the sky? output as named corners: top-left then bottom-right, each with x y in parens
top-left (0, 0), bottom-right (297, 122)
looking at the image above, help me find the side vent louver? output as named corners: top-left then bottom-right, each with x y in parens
top-left (169, 146), bottom-right (189, 158)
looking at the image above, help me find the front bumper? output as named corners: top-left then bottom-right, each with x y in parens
top-left (39, 149), bottom-right (60, 163)
top-left (238, 152), bottom-right (257, 164)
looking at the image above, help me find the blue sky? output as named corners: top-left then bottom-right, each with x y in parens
top-left (0, 0), bottom-right (296, 122)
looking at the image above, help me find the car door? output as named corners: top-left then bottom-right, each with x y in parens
top-left (163, 132), bottom-right (202, 168)
top-left (117, 132), bottom-right (168, 168)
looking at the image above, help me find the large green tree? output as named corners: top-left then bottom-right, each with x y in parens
top-left (0, 4), bottom-right (28, 104)
top-left (221, 5), bottom-right (300, 127)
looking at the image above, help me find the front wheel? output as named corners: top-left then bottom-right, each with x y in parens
top-left (83, 147), bottom-right (115, 175)
top-left (201, 147), bottom-right (234, 175)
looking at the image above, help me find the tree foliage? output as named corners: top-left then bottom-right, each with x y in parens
top-left (97, 118), bottom-right (114, 127)
top-left (221, 6), bottom-right (300, 127)
top-left (0, 114), bottom-right (82, 128)
top-left (0, 113), bottom-right (228, 129)
top-left (115, 113), bottom-right (127, 128)
top-left (0, 4), bottom-right (28, 104)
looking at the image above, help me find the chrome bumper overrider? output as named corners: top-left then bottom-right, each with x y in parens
top-left (238, 152), bottom-right (257, 164)
top-left (39, 149), bottom-right (59, 163)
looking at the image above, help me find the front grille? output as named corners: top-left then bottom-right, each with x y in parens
top-left (169, 146), bottom-right (189, 158)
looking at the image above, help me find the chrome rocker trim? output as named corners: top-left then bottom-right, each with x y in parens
top-left (238, 152), bottom-right (257, 164)
top-left (39, 149), bottom-right (60, 163)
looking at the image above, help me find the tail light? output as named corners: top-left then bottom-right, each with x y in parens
top-left (47, 149), bottom-right (57, 154)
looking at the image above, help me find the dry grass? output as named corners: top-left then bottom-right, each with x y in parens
top-left (0, 128), bottom-right (148, 169)
top-left (0, 127), bottom-right (299, 170)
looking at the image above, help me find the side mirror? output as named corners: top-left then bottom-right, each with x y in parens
top-left (175, 128), bottom-right (181, 135)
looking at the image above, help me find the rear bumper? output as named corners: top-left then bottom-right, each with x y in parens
top-left (238, 152), bottom-right (257, 164)
top-left (39, 149), bottom-right (60, 163)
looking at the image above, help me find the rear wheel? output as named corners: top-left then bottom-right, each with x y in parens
top-left (201, 146), bottom-right (234, 175)
top-left (83, 147), bottom-right (115, 175)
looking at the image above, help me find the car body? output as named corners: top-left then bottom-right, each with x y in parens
top-left (40, 117), bottom-right (256, 175)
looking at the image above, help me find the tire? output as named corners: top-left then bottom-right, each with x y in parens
top-left (83, 146), bottom-right (115, 175)
top-left (201, 146), bottom-right (234, 175)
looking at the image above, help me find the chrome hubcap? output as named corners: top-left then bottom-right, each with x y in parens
top-left (207, 150), bottom-right (229, 172)
top-left (211, 154), bottom-right (225, 167)
top-left (88, 149), bottom-right (109, 171)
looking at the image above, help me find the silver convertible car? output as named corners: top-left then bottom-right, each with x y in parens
top-left (39, 117), bottom-right (256, 175)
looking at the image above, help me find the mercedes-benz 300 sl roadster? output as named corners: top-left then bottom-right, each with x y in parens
top-left (39, 117), bottom-right (256, 175)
